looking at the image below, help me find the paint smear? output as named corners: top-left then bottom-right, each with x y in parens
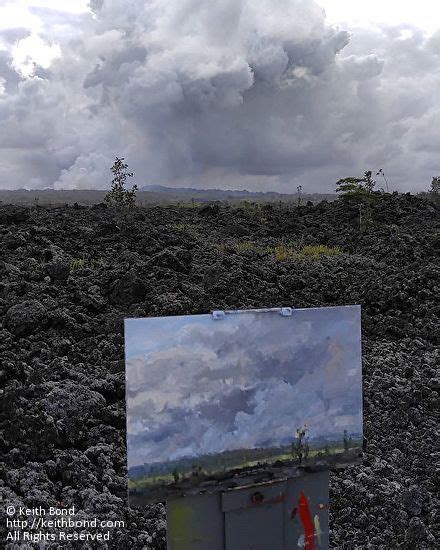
top-left (314, 514), bottom-right (322, 546)
top-left (299, 491), bottom-right (316, 550)
top-left (168, 500), bottom-right (195, 548)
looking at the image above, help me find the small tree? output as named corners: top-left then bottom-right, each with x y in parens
top-left (430, 177), bottom-right (440, 195)
top-left (336, 177), bottom-right (365, 197)
top-left (172, 468), bottom-right (179, 483)
top-left (363, 171), bottom-right (376, 193)
top-left (292, 423), bottom-right (309, 463)
top-left (376, 169), bottom-right (389, 192)
top-left (105, 157), bottom-right (138, 208)
top-left (343, 430), bottom-right (350, 453)
top-left (191, 464), bottom-right (202, 477)
top-left (336, 170), bottom-right (376, 197)
top-left (297, 185), bottom-right (303, 207)
top-left (304, 437), bottom-right (310, 459)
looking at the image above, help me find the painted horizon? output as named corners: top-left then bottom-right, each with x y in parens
top-left (125, 306), bottom-right (363, 504)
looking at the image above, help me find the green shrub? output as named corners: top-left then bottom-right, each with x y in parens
top-left (336, 170), bottom-right (376, 196)
top-left (105, 157), bottom-right (138, 208)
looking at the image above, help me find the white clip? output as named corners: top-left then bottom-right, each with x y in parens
top-left (212, 310), bottom-right (225, 320)
top-left (279, 307), bottom-right (293, 317)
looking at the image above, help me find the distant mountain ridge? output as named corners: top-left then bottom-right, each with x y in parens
top-left (141, 184), bottom-right (295, 198)
top-left (140, 184), bottom-right (334, 201)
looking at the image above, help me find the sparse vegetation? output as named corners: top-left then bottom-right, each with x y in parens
top-left (234, 241), bottom-right (258, 253)
top-left (376, 169), bottom-right (389, 192)
top-left (274, 245), bottom-right (294, 261)
top-left (430, 176), bottom-right (439, 195)
top-left (70, 256), bottom-right (104, 270)
top-left (297, 185), bottom-right (303, 206)
top-left (343, 430), bottom-right (352, 453)
top-left (292, 424), bottom-right (309, 463)
top-left (128, 441), bottom-right (357, 497)
top-left (104, 157), bottom-right (138, 208)
top-left (167, 222), bottom-right (199, 234)
top-left (221, 242), bottom-right (343, 261)
top-left (336, 170), bottom-right (376, 196)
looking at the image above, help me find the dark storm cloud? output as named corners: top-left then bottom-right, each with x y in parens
top-left (0, 1), bottom-right (438, 190)
top-left (130, 389), bottom-right (256, 456)
top-left (83, 46), bottom-right (147, 89)
top-left (196, 387), bottom-right (257, 429)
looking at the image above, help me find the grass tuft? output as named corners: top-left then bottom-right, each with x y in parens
top-left (214, 241), bottom-right (343, 261)
top-left (70, 257), bottom-right (104, 270)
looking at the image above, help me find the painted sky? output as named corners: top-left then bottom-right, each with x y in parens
top-left (125, 306), bottom-right (362, 469)
top-left (0, 1), bottom-right (439, 192)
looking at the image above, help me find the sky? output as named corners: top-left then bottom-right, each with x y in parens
top-left (0, 0), bottom-right (439, 192)
top-left (125, 306), bottom-right (362, 469)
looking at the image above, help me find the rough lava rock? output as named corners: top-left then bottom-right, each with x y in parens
top-left (4, 299), bottom-right (48, 336)
top-left (1, 194), bottom-right (439, 549)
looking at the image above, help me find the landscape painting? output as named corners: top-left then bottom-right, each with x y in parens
top-left (125, 305), bottom-right (363, 505)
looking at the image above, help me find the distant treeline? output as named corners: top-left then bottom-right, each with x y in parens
top-left (129, 434), bottom-right (362, 481)
top-left (130, 444), bottom-right (291, 480)
top-left (0, 188), bottom-right (337, 206)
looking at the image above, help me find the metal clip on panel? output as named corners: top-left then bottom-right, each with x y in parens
top-left (212, 310), bottom-right (226, 320)
top-left (212, 308), bottom-right (293, 320)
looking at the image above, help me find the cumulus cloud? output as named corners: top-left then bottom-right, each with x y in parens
top-left (125, 306), bottom-right (362, 468)
top-left (0, 0), bottom-right (439, 191)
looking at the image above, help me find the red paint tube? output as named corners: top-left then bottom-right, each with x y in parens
top-left (299, 491), bottom-right (316, 550)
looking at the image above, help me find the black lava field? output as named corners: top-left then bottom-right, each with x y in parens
top-left (1, 194), bottom-right (439, 549)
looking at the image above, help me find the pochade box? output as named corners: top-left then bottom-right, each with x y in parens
top-left (125, 305), bottom-right (363, 549)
